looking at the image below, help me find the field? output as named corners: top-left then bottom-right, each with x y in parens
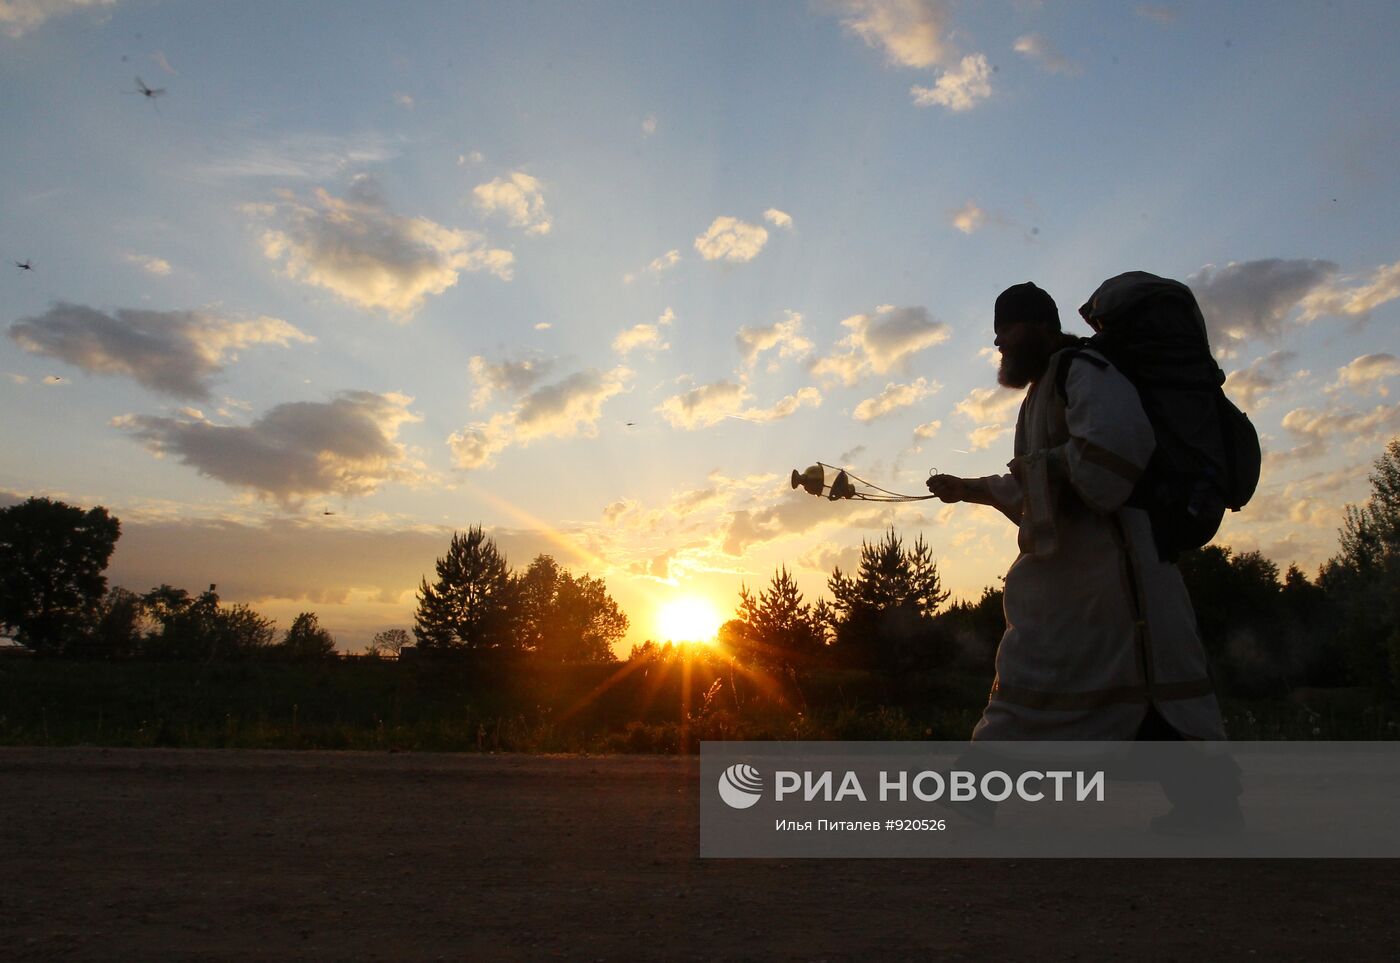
top-left (3, 747), bottom-right (1398, 960)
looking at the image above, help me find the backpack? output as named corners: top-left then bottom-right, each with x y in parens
top-left (1058, 271), bottom-right (1261, 562)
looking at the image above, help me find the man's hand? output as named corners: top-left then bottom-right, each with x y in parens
top-left (927, 474), bottom-right (968, 503)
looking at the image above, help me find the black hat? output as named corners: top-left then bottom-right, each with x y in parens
top-left (994, 281), bottom-right (1060, 330)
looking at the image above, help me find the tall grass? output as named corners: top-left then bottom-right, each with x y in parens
top-left (0, 658), bottom-right (1392, 752)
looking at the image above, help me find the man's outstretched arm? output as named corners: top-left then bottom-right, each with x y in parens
top-left (927, 473), bottom-right (1023, 525)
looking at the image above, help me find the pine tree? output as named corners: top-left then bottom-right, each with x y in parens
top-left (736, 566), bottom-right (823, 669)
top-left (827, 528), bottom-right (950, 671)
top-left (413, 526), bottom-right (518, 650)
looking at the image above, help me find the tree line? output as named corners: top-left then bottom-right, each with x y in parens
top-left (3, 437), bottom-right (1398, 701)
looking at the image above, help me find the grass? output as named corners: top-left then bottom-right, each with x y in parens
top-left (0, 657), bottom-right (1393, 753)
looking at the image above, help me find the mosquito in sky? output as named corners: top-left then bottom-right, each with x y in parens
top-left (126, 76), bottom-right (166, 111)
top-left (15, 259), bottom-right (33, 271)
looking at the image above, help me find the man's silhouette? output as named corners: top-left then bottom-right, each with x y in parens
top-left (929, 282), bottom-right (1240, 832)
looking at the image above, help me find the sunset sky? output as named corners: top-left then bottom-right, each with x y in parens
top-left (3, 0), bottom-right (1398, 654)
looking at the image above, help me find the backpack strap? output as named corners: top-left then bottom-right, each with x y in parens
top-left (1053, 341), bottom-right (1108, 404)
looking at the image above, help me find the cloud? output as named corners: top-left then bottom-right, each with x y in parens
top-left (954, 385), bottom-right (1022, 450)
top-left (655, 381), bottom-right (820, 430)
top-left (911, 54), bottom-right (993, 111)
top-left (1298, 259), bottom-right (1400, 323)
top-left (737, 310), bottom-right (812, 371)
top-left (467, 356), bottom-right (553, 409)
top-left (764, 208), bottom-right (794, 229)
top-left (449, 367), bottom-right (631, 469)
top-left (8, 303), bottom-right (314, 400)
top-left (254, 176), bottom-right (513, 319)
top-left (656, 381), bottom-right (748, 430)
top-left (472, 171), bottom-right (552, 236)
top-left (115, 391), bottom-right (422, 502)
top-left (694, 216), bottom-right (769, 263)
top-left (1280, 401), bottom-right (1400, 459)
top-left (457, 151), bottom-right (485, 166)
top-left (612, 307), bottom-right (675, 356)
top-left (394, 92), bottom-right (414, 110)
top-left (1330, 353), bottom-right (1400, 397)
top-left (125, 252), bottom-right (171, 276)
top-left (534, 322), bottom-right (552, 331)
top-left (913, 419), bottom-right (941, 439)
top-left (202, 133), bottom-right (400, 181)
top-left (836, 0), bottom-right (954, 70)
top-left (1012, 34), bottom-right (1081, 75)
top-left (624, 249), bottom-right (681, 284)
top-left (1188, 259), bottom-right (1338, 349)
top-left (810, 305), bottom-right (950, 385)
top-left (0, 0), bottom-right (113, 38)
top-left (852, 377), bottom-right (941, 422)
top-left (1222, 350), bottom-right (1305, 411)
top-left (642, 115), bottom-right (658, 136)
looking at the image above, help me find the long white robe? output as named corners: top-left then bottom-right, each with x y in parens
top-left (970, 346), bottom-right (1226, 741)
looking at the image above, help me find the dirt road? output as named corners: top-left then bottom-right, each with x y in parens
top-left (1, 748), bottom-right (1395, 960)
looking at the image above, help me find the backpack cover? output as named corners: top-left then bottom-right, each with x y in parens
top-left (1065, 271), bottom-right (1261, 561)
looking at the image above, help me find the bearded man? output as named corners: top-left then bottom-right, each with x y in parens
top-left (928, 281), bottom-right (1239, 830)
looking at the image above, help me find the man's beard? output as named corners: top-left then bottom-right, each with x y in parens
top-left (997, 343), bottom-right (1052, 388)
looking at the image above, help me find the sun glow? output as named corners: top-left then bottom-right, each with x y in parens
top-left (655, 596), bottom-right (724, 644)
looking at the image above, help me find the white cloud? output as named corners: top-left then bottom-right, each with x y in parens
top-left (954, 385), bottom-right (1022, 450)
top-left (467, 356), bottom-right (553, 409)
top-left (955, 385), bottom-right (1021, 423)
top-left (8, 303), bottom-right (313, 400)
top-left (394, 92), bottom-right (414, 110)
top-left (254, 176), bottom-right (513, 319)
top-left (613, 307), bottom-right (675, 356)
top-left (764, 208), bottom-right (793, 229)
top-left (472, 171), bottom-right (552, 236)
top-left (694, 216), bottom-right (769, 263)
top-left (642, 115), bottom-right (658, 136)
top-left (913, 419), bottom-right (942, 439)
top-left (656, 381), bottom-right (748, 430)
top-left (655, 381), bottom-right (820, 430)
top-left (911, 54), bottom-right (992, 111)
top-left (203, 133), bottom-right (400, 181)
top-left (852, 377), bottom-right (941, 422)
top-left (448, 367), bottom-right (631, 470)
top-left (624, 248), bottom-right (682, 284)
top-left (0, 0), bottom-right (114, 38)
top-left (115, 391), bottom-right (422, 502)
top-left (457, 151), bottom-right (485, 166)
top-left (1189, 259), bottom-right (1338, 350)
top-left (837, 0), bottom-right (954, 70)
top-left (1012, 34), bottom-right (1081, 75)
top-left (1299, 259), bottom-right (1400, 322)
top-left (125, 252), bottom-right (171, 276)
top-left (534, 322), bottom-right (552, 331)
top-left (1330, 353), bottom-right (1400, 397)
top-left (737, 310), bottom-right (812, 371)
top-left (1281, 401), bottom-right (1400, 459)
top-left (1223, 350), bottom-right (1301, 410)
top-left (810, 305), bottom-right (950, 385)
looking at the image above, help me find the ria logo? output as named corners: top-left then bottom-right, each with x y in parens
top-left (717, 763), bottom-right (763, 809)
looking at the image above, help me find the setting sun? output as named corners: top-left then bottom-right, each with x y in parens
top-left (655, 596), bottom-right (724, 644)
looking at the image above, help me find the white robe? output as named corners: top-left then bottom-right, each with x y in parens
top-left (970, 347), bottom-right (1226, 741)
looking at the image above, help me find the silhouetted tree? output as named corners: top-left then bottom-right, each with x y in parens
top-left (413, 526), bottom-right (518, 650)
top-left (71, 587), bottom-right (148, 659)
top-left (1318, 436), bottom-right (1400, 692)
top-left (936, 585), bottom-right (1004, 673)
top-left (366, 628), bottom-right (410, 658)
top-left (0, 497), bottom-right (120, 654)
top-left (141, 585), bottom-right (276, 660)
top-left (278, 612), bottom-right (337, 660)
top-left (736, 566), bottom-right (824, 669)
top-left (827, 529), bottom-right (951, 671)
top-left (514, 554), bottom-right (626, 662)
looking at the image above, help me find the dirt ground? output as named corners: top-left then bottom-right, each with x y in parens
top-left (2, 748), bottom-right (1396, 961)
